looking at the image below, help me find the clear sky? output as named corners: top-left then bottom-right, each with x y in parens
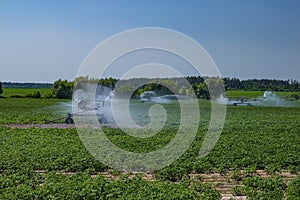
top-left (0, 0), bottom-right (299, 82)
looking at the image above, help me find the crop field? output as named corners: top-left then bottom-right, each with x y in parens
top-left (226, 90), bottom-right (298, 99)
top-left (226, 91), bottom-right (264, 99)
top-left (275, 91), bottom-right (299, 98)
top-left (0, 98), bottom-right (299, 199)
top-left (0, 98), bottom-right (68, 124)
top-left (1, 88), bottom-right (52, 97)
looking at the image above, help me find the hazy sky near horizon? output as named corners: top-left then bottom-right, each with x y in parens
top-left (0, 0), bottom-right (299, 82)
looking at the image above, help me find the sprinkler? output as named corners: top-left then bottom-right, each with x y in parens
top-left (44, 112), bottom-right (76, 124)
top-left (65, 113), bottom-right (74, 124)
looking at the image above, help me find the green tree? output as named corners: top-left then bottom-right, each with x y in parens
top-left (205, 78), bottom-right (225, 99)
top-left (178, 86), bottom-right (187, 96)
top-left (52, 79), bottom-right (73, 99)
top-left (0, 81), bottom-right (3, 96)
top-left (98, 77), bottom-right (116, 89)
top-left (186, 85), bottom-right (196, 97)
top-left (114, 85), bottom-right (134, 98)
top-left (198, 83), bottom-right (210, 99)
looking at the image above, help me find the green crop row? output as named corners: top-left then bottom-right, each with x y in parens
top-left (0, 99), bottom-right (299, 174)
top-left (0, 98), bottom-right (299, 199)
top-left (1, 88), bottom-right (52, 98)
top-left (0, 127), bottom-right (107, 172)
top-left (1, 105), bottom-right (299, 175)
top-left (0, 170), bottom-right (220, 200)
top-left (232, 175), bottom-right (300, 199)
top-left (0, 98), bottom-right (69, 124)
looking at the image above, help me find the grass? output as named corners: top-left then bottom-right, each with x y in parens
top-left (274, 91), bottom-right (299, 98)
top-left (226, 90), bottom-right (298, 99)
top-left (226, 91), bottom-right (264, 99)
top-left (0, 98), bottom-right (69, 124)
top-left (1, 88), bottom-right (52, 97)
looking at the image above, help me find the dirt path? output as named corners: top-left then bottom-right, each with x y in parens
top-left (1, 123), bottom-right (116, 129)
top-left (2, 123), bottom-right (76, 129)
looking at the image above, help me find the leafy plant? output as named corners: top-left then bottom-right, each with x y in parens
top-left (286, 176), bottom-right (300, 199)
top-left (241, 175), bottom-right (287, 200)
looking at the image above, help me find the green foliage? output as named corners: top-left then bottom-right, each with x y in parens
top-left (155, 166), bottom-right (189, 181)
top-left (0, 127), bottom-right (107, 172)
top-left (65, 76), bottom-right (300, 100)
top-left (0, 98), bottom-right (68, 124)
top-left (226, 90), bottom-right (300, 99)
top-left (0, 98), bottom-right (299, 199)
top-left (24, 90), bottom-right (41, 98)
top-left (232, 186), bottom-right (245, 196)
top-left (180, 178), bottom-right (221, 199)
top-left (52, 79), bottom-right (73, 99)
top-left (0, 171), bottom-right (220, 199)
top-left (0, 81), bottom-right (3, 96)
top-left (73, 76), bottom-right (211, 99)
top-left (205, 77), bottom-right (225, 99)
top-left (230, 169), bottom-right (243, 181)
top-left (265, 164), bottom-right (281, 175)
top-left (189, 83), bottom-right (210, 99)
top-left (0, 99), bottom-right (299, 172)
top-left (32, 90), bottom-right (41, 98)
top-left (287, 165), bottom-right (299, 174)
top-left (240, 176), bottom-right (287, 199)
top-left (97, 77), bottom-right (116, 89)
top-left (289, 93), bottom-right (299, 100)
top-left (114, 85), bottom-right (134, 98)
top-left (226, 91), bottom-right (264, 99)
top-left (2, 82), bottom-right (52, 88)
top-left (43, 92), bottom-right (53, 99)
top-left (286, 176), bottom-right (300, 199)
top-left (2, 88), bottom-right (52, 98)
top-left (226, 78), bottom-right (300, 92)
top-left (8, 94), bottom-right (24, 98)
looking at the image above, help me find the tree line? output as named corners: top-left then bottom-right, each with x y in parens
top-left (50, 76), bottom-right (300, 99)
top-left (2, 82), bottom-right (52, 88)
top-left (223, 77), bottom-right (300, 92)
top-left (0, 76), bottom-right (299, 99)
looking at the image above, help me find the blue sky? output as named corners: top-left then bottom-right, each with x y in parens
top-left (0, 0), bottom-right (299, 82)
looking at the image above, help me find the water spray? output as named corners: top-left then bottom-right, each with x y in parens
top-left (217, 91), bottom-right (299, 107)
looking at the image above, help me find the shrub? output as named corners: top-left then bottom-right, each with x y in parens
top-left (289, 93), bottom-right (299, 100)
top-left (8, 95), bottom-right (24, 98)
top-left (32, 90), bottom-right (41, 98)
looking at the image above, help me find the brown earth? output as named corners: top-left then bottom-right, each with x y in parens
top-left (1, 123), bottom-right (116, 129)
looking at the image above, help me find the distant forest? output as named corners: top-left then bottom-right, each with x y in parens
top-left (2, 82), bottom-right (52, 89)
top-left (3, 77), bottom-right (299, 92)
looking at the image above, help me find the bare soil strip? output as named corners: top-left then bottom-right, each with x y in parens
top-left (1, 123), bottom-right (116, 129)
top-left (2, 123), bottom-right (76, 129)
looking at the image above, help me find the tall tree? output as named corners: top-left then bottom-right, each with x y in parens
top-left (0, 81), bottom-right (3, 96)
top-left (52, 79), bottom-right (73, 99)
